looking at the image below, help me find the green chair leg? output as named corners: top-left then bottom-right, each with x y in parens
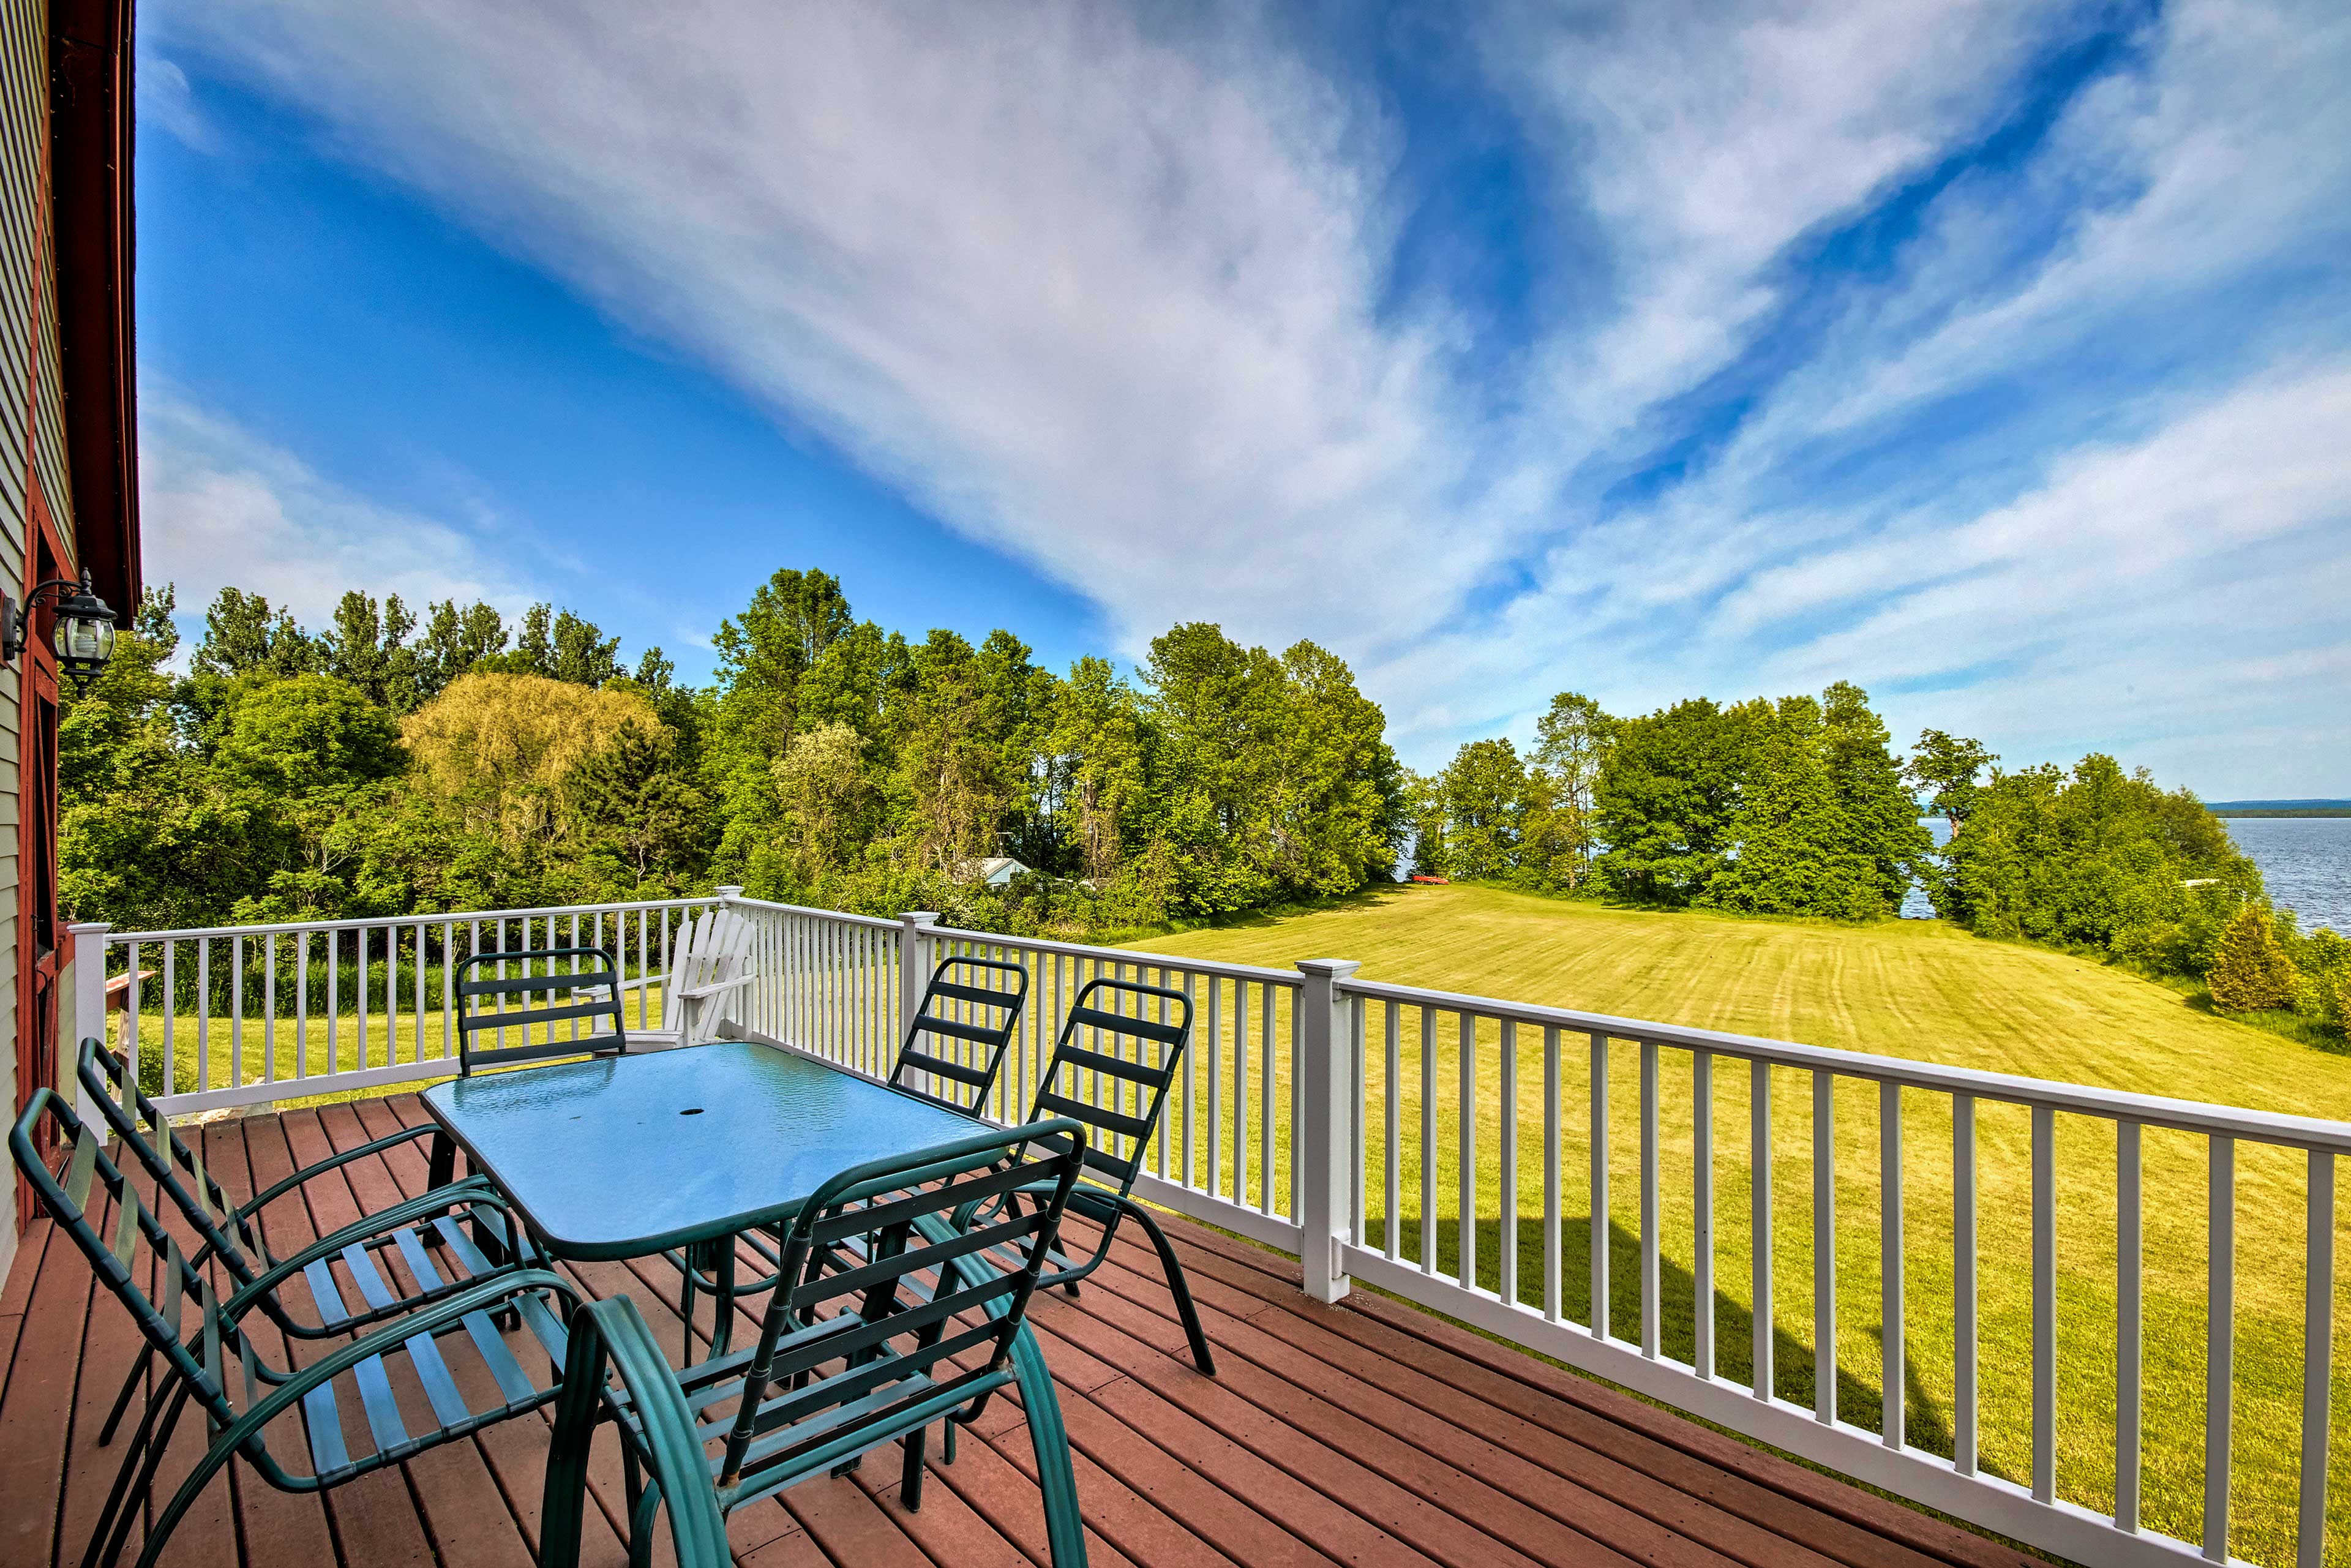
top-left (95, 1341), bottom-right (152, 1446)
top-left (129, 1406), bottom-right (239, 1568)
top-left (1010, 1321), bottom-right (1089, 1567)
top-left (1118, 1198), bottom-right (1215, 1375)
top-left (85, 1381), bottom-right (191, 1568)
top-left (629, 1484), bottom-right (664, 1568)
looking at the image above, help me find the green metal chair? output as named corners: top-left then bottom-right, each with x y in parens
top-left (454, 944), bottom-right (629, 1075)
top-left (885, 953), bottom-right (1031, 1114)
top-left (75, 1036), bottom-right (539, 1446)
top-left (667, 953), bottom-right (1031, 1349)
top-left (539, 1120), bottom-right (1093, 1568)
top-left (10, 1084), bottom-right (585, 1568)
top-left (958, 976), bottom-right (1214, 1373)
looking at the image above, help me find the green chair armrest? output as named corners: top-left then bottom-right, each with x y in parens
top-left (543, 1294), bottom-right (730, 1568)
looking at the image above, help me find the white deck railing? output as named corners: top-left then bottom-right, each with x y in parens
top-left (74, 896), bottom-right (718, 1116)
top-left (81, 888), bottom-right (2351, 1568)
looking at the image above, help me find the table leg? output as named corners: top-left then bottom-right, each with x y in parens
top-left (424, 1131), bottom-right (456, 1248)
top-left (711, 1239), bottom-right (738, 1355)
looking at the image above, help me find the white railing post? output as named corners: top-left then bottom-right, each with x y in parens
top-left (69, 922), bottom-right (111, 1127)
top-left (898, 912), bottom-right (939, 1090)
top-left (1295, 958), bottom-right (1360, 1304)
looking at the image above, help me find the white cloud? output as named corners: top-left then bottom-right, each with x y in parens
top-left (159, 0), bottom-right (2351, 793)
top-left (139, 396), bottom-right (535, 631)
top-left (138, 54), bottom-right (217, 153)
top-left (168, 2), bottom-right (1531, 661)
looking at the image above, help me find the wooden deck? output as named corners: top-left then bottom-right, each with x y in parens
top-left (0, 1095), bottom-right (2040, 1568)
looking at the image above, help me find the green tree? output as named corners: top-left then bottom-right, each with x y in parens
top-left (1406, 770), bottom-right (1447, 879)
top-left (563, 718), bottom-right (707, 894)
top-left (483, 603), bottom-right (623, 686)
top-left (60, 586), bottom-right (276, 929)
top-left (1528, 691), bottom-right (1614, 889)
top-left (414, 599), bottom-right (509, 699)
top-left (1140, 623), bottom-right (1288, 917)
top-left (192, 587), bottom-right (316, 679)
top-left (1703, 696), bottom-right (1880, 920)
top-left (892, 629), bottom-right (1021, 876)
top-left (1040, 656), bottom-right (1147, 885)
top-left (1944, 754), bottom-right (2260, 953)
top-left (2207, 902), bottom-right (2299, 1012)
top-left (1594, 698), bottom-right (1747, 905)
top-left (706, 569), bottom-right (855, 882)
top-left (211, 674), bottom-right (408, 921)
top-left (322, 590), bottom-right (424, 711)
top-left (1439, 738), bottom-right (1529, 881)
top-left (1821, 681), bottom-right (1932, 912)
top-left (402, 672), bottom-right (661, 846)
top-left (771, 721), bottom-right (876, 887)
top-left (1268, 640), bottom-right (1407, 894)
top-left (1905, 729), bottom-right (1998, 833)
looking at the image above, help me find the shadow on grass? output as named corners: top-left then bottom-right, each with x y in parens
top-left (1380, 1211), bottom-right (1982, 1468)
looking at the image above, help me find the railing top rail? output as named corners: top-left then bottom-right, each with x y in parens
top-left (99, 896), bottom-right (721, 945)
top-left (722, 896), bottom-right (903, 931)
top-left (924, 921), bottom-right (1305, 988)
top-left (1338, 974), bottom-right (2351, 1152)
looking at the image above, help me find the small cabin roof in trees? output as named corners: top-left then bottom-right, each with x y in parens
top-left (962, 855), bottom-right (1030, 887)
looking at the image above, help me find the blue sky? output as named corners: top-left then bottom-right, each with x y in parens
top-left (137, 1), bottom-right (2351, 793)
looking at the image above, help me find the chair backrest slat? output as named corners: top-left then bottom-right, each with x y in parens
top-left (712, 1119), bottom-right (1085, 1494)
top-left (456, 946), bottom-right (626, 1075)
top-left (1023, 977), bottom-right (1193, 1198)
top-left (80, 1038), bottom-right (268, 1283)
top-left (11, 1086), bottom-right (247, 1438)
top-left (886, 956), bottom-right (1029, 1116)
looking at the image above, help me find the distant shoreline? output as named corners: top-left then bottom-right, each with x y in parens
top-left (2212, 808), bottom-right (2351, 819)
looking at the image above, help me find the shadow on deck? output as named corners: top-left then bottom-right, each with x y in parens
top-left (0, 1095), bottom-right (2037, 1568)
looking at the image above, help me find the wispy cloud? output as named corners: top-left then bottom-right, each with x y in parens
top-left (163, 0), bottom-right (2351, 792)
top-left (138, 53), bottom-right (217, 153)
top-left (140, 394), bottom-right (537, 631)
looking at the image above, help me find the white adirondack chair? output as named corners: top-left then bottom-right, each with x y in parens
top-left (613, 907), bottom-right (757, 1049)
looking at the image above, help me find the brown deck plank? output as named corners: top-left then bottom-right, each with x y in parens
top-left (0, 1093), bottom-right (2049, 1568)
top-left (914, 1419), bottom-right (1159, 1568)
top-left (1065, 1232), bottom-right (1847, 1568)
top-left (54, 1171), bottom-right (159, 1568)
top-left (216, 1110), bottom-right (366, 1568)
top-left (1125, 1217), bottom-right (2023, 1568)
top-left (1037, 1268), bottom-right (1649, 1568)
top-left (255, 1105), bottom-right (452, 1568)
top-left (308, 1098), bottom-right (538, 1568)
top-left (0, 1189), bottom-right (97, 1567)
top-left (373, 1096), bottom-right (801, 1566)
top-left (0, 1219), bottom-right (51, 1411)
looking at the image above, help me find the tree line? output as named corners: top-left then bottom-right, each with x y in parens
top-left (58, 565), bottom-right (2347, 1035)
top-left (1412, 691), bottom-right (2348, 1034)
top-left (61, 569), bottom-right (1407, 937)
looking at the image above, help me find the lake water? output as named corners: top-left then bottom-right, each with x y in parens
top-left (2222, 817), bottom-right (2351, 935)
top-left (1900, 816), bottom-right (2351, 933)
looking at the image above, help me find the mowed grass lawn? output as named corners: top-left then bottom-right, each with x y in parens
top-left (1127, 882), bottom-right (2351, 1567)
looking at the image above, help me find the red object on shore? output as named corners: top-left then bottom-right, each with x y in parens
top-left (1410, 875), bottom-right (1450, 884)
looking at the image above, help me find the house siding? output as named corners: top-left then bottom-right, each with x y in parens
top-left (0, 0), bottom-right (54, 1284)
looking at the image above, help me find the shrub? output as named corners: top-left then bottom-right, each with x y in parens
top-left (2207, 904), bottom-right (2300, 1013)
top-left (2297, 929), bottom-right (2351, 1034)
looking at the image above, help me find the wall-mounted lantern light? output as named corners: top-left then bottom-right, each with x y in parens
top-left (0, 568), bottom-right (118, 692)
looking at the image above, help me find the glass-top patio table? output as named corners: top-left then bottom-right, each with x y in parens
top-left (422, 1040), bottom-right (994, 1272)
